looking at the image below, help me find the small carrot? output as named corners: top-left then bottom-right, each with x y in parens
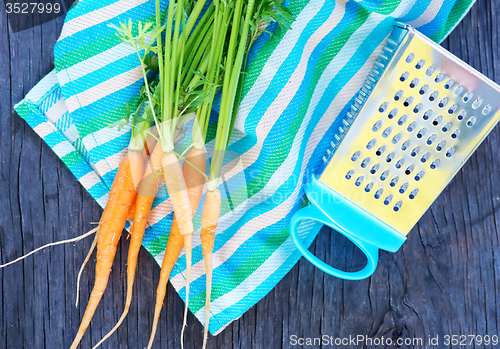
top-left (148, 146), bottom-right (206, 349)
top-left (200, 188), bottom-right (221, 349)
top-left (91, 142), bottom-right (163, 349)
top-left (70, 150), bottom-right (144, 349)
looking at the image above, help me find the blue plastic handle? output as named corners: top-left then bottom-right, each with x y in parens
top-left (290, 204), bottom-right (379, 280)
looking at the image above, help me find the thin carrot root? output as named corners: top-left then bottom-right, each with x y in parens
top-left (76, 231), bottom-right (99, 308)
top-left (91, 144), bottom-right (164, 349)
top-left (0, 226), bottom-right (99, 269)
top-left (181, 233), bottom-right (193, 349)
top-left (148, 147), bottom-right (205, 349)
top-left (200, 189), bottom-right (221, 349)
top-left (147, 223), bottom-right (184, 349)
top-left (70, 151), bottom-right (143, 349)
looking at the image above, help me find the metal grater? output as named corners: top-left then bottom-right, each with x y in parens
top-left (290, 23), bottom-right (500, 280)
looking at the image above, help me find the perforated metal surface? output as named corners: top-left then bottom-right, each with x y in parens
top-left (320, 25), bottom-right (500, 235)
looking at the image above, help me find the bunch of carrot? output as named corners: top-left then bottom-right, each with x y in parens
top-left (67, 1), bottom-right (293, 348)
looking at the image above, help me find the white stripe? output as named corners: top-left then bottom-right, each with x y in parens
top-left (82, 124), bottom-right (131, 152)
top-left (33, 122), bottom-right (57, 139)
top-left (94, 149), bottom-right (127, 176)
top-left (65, 66), bottom-right (143, 111)
top-left (52, 141), bottom-right (75, 158)
top-left (45, 98), bottom-right (67, 124)
top-left (193, 42), bottom-right (387, 326)
top-left (58, 0), bottom-right (149, 41)
top-left (408, 0), bottom-right (446, 28)
top-left (79, 171), bottom-right (103, 190)
top-left (25, 70), bottom-right (59, 103)
top-left (235, 0), bottom-right (326, 130)
top-left (170, 13), bottom-right (385, 286)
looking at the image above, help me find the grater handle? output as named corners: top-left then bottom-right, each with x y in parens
top-left (290, 204), bottom-right (379, 280)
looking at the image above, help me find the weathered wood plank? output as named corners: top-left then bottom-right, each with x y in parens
top-left (1, 0), bottom-right (500, 348)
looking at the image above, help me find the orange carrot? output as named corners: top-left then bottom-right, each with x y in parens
top-left (148, 147), bottom-right (206, 349)
top-left (200, 189), bottom-right (221, 349)
top-left (70, 150), bottom-right (144, 349)
top-left (91, 143), bottom-right (164, 349)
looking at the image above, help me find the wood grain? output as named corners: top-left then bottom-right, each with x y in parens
top-left (1, 0), bottom-right (499, 348)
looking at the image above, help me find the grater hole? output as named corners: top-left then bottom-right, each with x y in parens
top-left (423, 109), bottom-right (433, 120)
top-left (355, 176), bottom-right (364, 187)
top-left (370, 164), bottom-right (380, 174)
top-left (483, 104), bottom-right (492, 115)
top-left (382, 127), bottom-right (392, 138)
top-left (351, 151), bottom-right (361, 161)
top-left (429, 91), bottom-right (439, 102)
top-left (407, 121), bottom-right (417, 132)
top-left (395, 158), bottom-right (405, 169)
top-left (372, 120), bottom-right (382, 132)
top-left (427, 134), bottom-right (437, 145)
top-left (360, 157), bottom-right (370, 168)
top-left (398, 114), bottom-right (408, 126)
top-left (367, 139), bottom-right (377, 149)
top-left (414, 170), bottom-right (425, 181)
top-left (409, 188), bottom-right (419, 199)
top-left (346, 169), bottom-right (355, 180)
top-left (430, 159), bottom-right (440, 169)
top-left (386, 152), bottom-right (395, 163)
top-left (444, 79), bottom-right (454, 89)
top-left (457, 110), bottom-right (467, 120)
top-left (435, 72), bottom-right (445, 83)
top-left (390, 176), bottom-right (399, 187)
top-left (454, 85), bottom-right (464, 95)
top-left (401, 140), bottom-right (411, 151)
top-left (411, 146), bottom-right (421, 157)
top-left (467, 117), bottom-right (476, 127)
top-left (436, 140), bottom-right (446, 152)
top-left (419, 84), bottom-right (429, 95)
top-left (374, 189), bottom-right (384, 199)
top-left (463, 91), bottom-right (473, 103)
top-left (426, 66), bottom-right (435, 76)
top-left (392, 133), bottom-right (402, 144)
top-left (394, 90), bottom-right (404, 101)
top-left (448, 104), bottom-right (457, 114)
top-left (365, 182), bottom-right (374, 192)
top-left (432, 115), bottom-right (442, 126)
top-left (421, 152), bottom-right (431, 163)
top-left (472, 97), bottom-right (483, 109)
top-left (451, 129), bottom-right (461, 139)
top-left (416, 128), bottom-right (427, 139)
top-left (405, 164), bottom-right (415, 175)
top-left (410, 78), bottom-right (419, 88)
top-left (376, 145), bottom-right (386, 156)
top-left (406, 53), bottom-right (415, 63)
top-left (399, 182), bottom-right (409, 194)
top-left (380, 170), bottom-right (390, 181)
top-left (438, 97), bottom-right (449, 108)
top-left (413, 103), bottom-right (423, 113)
top-left (393, 201), bottom-right (403, 212)
top-left (400, 72), bottom-right (409, 82)
top-left (446, 147), bottom-right (455, 158)
top-left (442, 122), bottom-right (452, 132)
top-left (388, 108), bottom-right (398, 119)
top-left (384, 195), bottom-right (393, 205)
top-left (415, 60), bottom-right (425, 69)
top-left (379, 102), bottom-right (388, 113)
top-left (403, 97), bottom-right (413, 107)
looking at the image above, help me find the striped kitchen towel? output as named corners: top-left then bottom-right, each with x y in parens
top-left (15, 0), bottom-right (475, 335)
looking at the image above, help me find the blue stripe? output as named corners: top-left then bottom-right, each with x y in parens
top-left (417, 0), bottom-right (457, 36)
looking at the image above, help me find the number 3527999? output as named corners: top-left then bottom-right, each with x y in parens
top-left (5, 2), bottom-right (60, 14)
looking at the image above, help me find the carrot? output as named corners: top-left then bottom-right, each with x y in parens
top-left (200, 189), bottom-right (221, 349)
top-left (69, 150), bottom-right (144, 349)
top-left (91, 142), bottom-right (163, 349)
top-left (148, 146), bottom-right (206, 349)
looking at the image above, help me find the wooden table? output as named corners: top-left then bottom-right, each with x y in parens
top-left (1, 0), bottom-right (499, 348)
